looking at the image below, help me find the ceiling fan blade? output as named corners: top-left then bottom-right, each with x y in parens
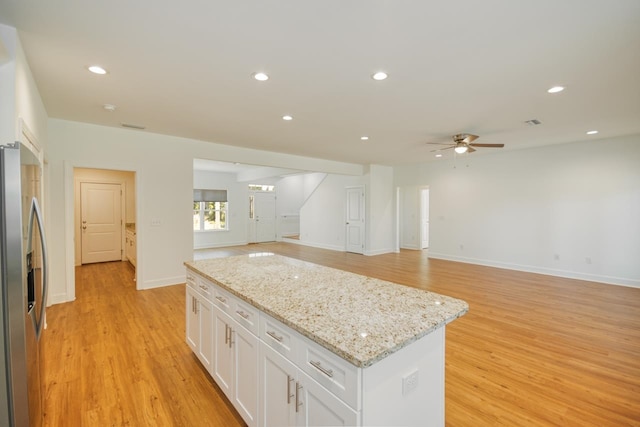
top-left (430, 146), bottom-right (455, 152)
top-left (426, 142), bottom-right (455, 145)
top-left (461, 134), bottom-right (479, 144)
top-left (469, 143), bottom-right (505, 148)
top-left (467, 146), bottom-right (477, 153)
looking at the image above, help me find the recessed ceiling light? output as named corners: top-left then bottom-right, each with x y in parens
top-left (88, 65), bottom-right (107, 75)
top-left (282, 115), bottom-right (293, 121)
top-left (586, 130), bottom-right (599, 135)
top-left (360, 136), bottom-right (369, 141)
top-left (371, 71), bottom-right (388, 81)
top-left (252, 72), bottom-right (269, 81)
top-left (547, 86), bottom-right (565, 94)
top-left (103, 104), bottom-right (116, 112)
top-left (435, 154), bottom-right (443, 158)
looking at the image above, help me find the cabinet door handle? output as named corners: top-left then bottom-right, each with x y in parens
top-left (199, 285), bottom-right (208, 291)
top-left (266, 331), bottom-right (283, 342)
top-left (236, 310), bottom-right (249, 319)
top-left (287, 375), bottom-right (294, 404)
top-left (309, 360), bottom-right (334, 378)
top-left (295, 382), bottom-right (303, 413)
top-left (224, 324), bottom-right (229, 345)
top-left (228, 328), bottom-right (234, 348)
top-left (215, 296), bottom-right (227, 304)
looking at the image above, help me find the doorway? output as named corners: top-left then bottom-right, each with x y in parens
top-left (248, 186), bottom-right (277, 243)
top-left (74, 168), bottom-right (136, 266)
top-left (80, 182), bottom-right (123, 264)
top-left (420, 187), bottom-right (430, 249)
top-left (345, 186), bottom-right (365, 254)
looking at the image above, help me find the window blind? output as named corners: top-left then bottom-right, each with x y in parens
top-left (194, 189), bottom-right (227, 202)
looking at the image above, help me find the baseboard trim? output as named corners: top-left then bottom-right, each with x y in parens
top-left (427, 252), bottom-right (639, 288)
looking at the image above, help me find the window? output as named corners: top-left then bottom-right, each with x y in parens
top-left (193, 201), bottom-right (228, 231)
top-left (193, 189), bottom-right (229, 231)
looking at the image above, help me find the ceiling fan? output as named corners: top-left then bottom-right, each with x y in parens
top-left (428, 134), bottom-right (504, 154)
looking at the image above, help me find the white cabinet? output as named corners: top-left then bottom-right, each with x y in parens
top-left (186, 267), bottom-right (446, 427)
top-left (259, 341), bottom-right (358, 427)
top-left (185, 275), bottom-right (213, 373)
top-left (212, 302), bottom-right (259, 427)
top-left (125, 229), bottom-right (136, 267)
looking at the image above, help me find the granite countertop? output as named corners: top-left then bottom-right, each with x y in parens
top-left (185, 254), bottom-right (468, 368)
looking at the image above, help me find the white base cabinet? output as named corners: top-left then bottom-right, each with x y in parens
top-left (212, 305), bottom-right (259, 427)
top-left (260, 343), bottom-right (358, 427)
top-left (186, 268), bottom-right (446, 427)
top-left (185, 274), bottom-right (213, 373)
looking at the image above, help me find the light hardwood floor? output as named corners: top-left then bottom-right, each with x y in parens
top-left (43, 243), bottom-right (640, 426)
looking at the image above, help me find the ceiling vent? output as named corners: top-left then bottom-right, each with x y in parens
top-left (121, 123), bottom-right (146, 130)
top-left (525, 119), bottom-right (542, 126)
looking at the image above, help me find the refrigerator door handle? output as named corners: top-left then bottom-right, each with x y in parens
top-left (28, 196), bottom-right (48, 339)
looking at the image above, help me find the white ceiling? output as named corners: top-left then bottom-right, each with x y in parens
top-left (1, 0), bottom-right (639, 166)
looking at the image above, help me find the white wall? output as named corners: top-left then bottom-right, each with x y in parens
top-left (47, 119), bottom-right (363, 304)
top-left (399, 185), bottom-right (421, 250)
top-left (395, 134), bottom-right (640, 287)
top-left (299, 173), bottom-right (364, 251)
top-left (193, 170), bottom-right (248, 249)
top-left (366, 165), bottom-right (395, 255)
top-left (275, 174), bottom-right (306, 238)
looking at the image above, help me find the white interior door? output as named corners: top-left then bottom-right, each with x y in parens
top-left (255, 192), bottom-right (276, 243)
top-left (345, 186), bottom-right (365, 254)
top-left (80, 182), bottom-right (122, 264)
top-left (420, 188), bottom-right (430, 249)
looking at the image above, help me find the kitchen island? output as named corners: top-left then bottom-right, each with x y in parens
top-left (185, 253), bottom-right (468, 427)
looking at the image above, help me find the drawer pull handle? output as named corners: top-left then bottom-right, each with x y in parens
top-left (266, 331), bottom-right (283, 342)
top-left (236, 310), bottom-right (250, 319)
top-left (309, 360), bottom-right (334, 378)
top-left (215, 296), bottom-right (227, 304)
top-left (295, 382), bottom-right (303, 413)
top-left (287, 375), bottom-right (295, 404)
top-left (199, 285), bottom-right (208, 291)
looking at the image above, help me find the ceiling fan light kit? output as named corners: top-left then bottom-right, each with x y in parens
top-left (427, 133), bottom-right (505, 155)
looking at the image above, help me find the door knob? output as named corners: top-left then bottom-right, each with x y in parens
top-left (82, 220), bottom-right (86, 224)
top-left (82, 226), bottom-right (87, 230)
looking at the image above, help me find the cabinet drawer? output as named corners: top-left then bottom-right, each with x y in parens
top-left (260, 314), bottom-right (298, 360)
top-left (212, 286), bottom-right (233, 314)
top-left (195, 277), bottom-right (213, 301)
top-left (232, 299), bottom-right (259, 335)
top-left (298, 336), bottom-right (360, 410)
top-left (186, 271), bottom-right (199, 288)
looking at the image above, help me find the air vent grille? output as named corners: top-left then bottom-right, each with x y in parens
top-left (121, 123), bottom-right (146, 130)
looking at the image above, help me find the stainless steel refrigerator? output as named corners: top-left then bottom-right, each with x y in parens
top-left (0, 142), bottom-right (48, 427)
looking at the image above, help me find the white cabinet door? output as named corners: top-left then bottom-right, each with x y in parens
top-left (260, 343), bottom-right (297, 427)
top-left (297, 372), bottom-right (359, 427)
top-left (197, 296), bottom-right (214, 373)
top-left (213, 307), bottom-right (234, 399)
top-left (186, 286), bottom-right (199, 353)
top-left (234, 324), bottom-right (259, 427)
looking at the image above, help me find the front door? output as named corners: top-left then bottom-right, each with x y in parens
top-left (255, 192), bottom-right (276, 243)
top-left (80, 182), bottom-right (123, 264)
top-left (345, 186), bottom-right (365, 254)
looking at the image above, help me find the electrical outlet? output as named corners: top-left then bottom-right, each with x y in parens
top-left (402, 370), bottom-right (419, 396)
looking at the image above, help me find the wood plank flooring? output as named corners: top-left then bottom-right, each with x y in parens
top-left (43, 243), bottom-right (640, 426)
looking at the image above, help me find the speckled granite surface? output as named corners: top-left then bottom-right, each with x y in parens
top-left (185, 253), bottom-right (468, 368)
